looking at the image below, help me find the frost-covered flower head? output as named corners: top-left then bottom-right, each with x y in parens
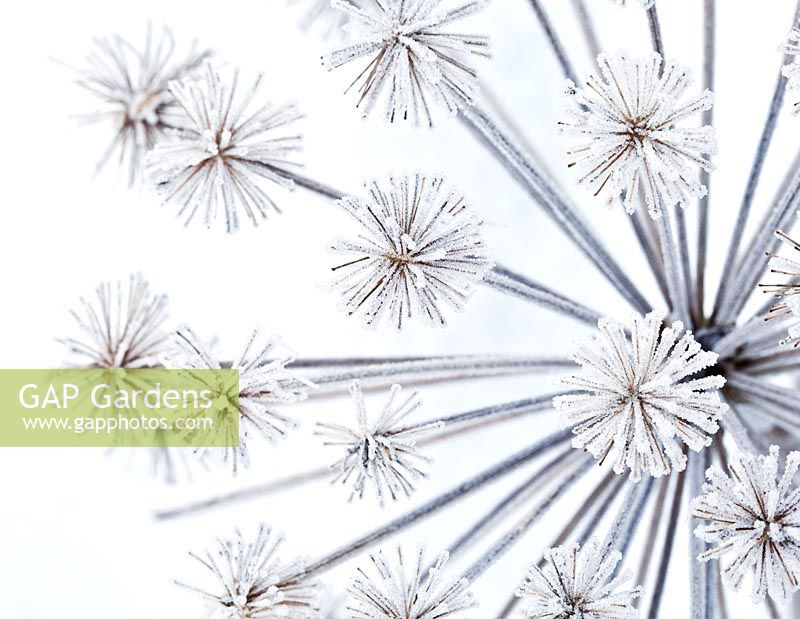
top-left (692, 446), bottom-right (800, 603)
top-left (516, 539), bottom-right (642, 619)
top-left (348, 547), bottom-right (476, 618)
top-left (60, 273), bottom-right (169, 368)
top-left (763, 230), bottom-right (800, 346)
top-left (71, 24), bottom-right (210, 185)
top-left (145, 62), bottom-right (303, 233)
top-left (323, 0), bottom-right (490, 125)
top-left (161, 327), bottom-right (313, 472)
top-left (554, 311), bottom-right (727, 481)
top-left (560, 51), bottom-right (716, 218)
top-left (783, 22), bottom-right (800, 113)
top-left (181, 523), bottom-right (320, 618)
top-left (331, 174), bottom-right (493, 329)
top-left (316, 381), bottom-right (441, 506)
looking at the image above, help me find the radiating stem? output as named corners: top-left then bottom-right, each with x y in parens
top-left (570, 0), bottom-right (601, 59)
top-left (636, 475), bottom-right (670, 587)
top-left (647, 4), bottom-right (665, 58)
top-left (657, 211), bottom-right (692, 326)
top-left (269, 166), bottom-right (345, 200)
top-left (291, 429), bottom-right (572, 579)
top-left (695, 0), bottom-right (716, 323)
top-left (435, 446), bottom-right (578, 570)
top-left (483, 265), bottom-right (603, 325)
top-left (675, 208), bottom-right (695, 325)
top-left (689, 450), bottom-right (715, 619)
top-left (402, 392), bottom-right (571, 434)
top-left (528, 0), bottom-right (578, 84)
top-left (647, 469), bottom-right (686, 619)
top-left (716, 166), bottom-right (800, 325)
top-left (630, 209), bottom-right (670, 303)
top-left (712, 2), bottom-right (800, 321)
top-left (458, 104), bottom-right (652, 313)
top-left (725, 370), bottom-right (800, 412)
top-left (461, 456), bottom-right (595, 581)
top-left (297, 354), bottom-right (572, 393)
top-left (153, 466), bottom-right (330, 520)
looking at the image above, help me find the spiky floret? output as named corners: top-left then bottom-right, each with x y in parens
top-left (323, 0), bottom-right (490, 125)
top-left (161, 327), bottom-right (312, 473)
top-left (560, 51), bottom-right (716, 218)
top-left (144, 62), bottom-right (303, 233)
top-left (554, 311), bottom-right (727, 482)
top-left (71, 24), bottom-right (210, 185)
top-left (516, 539), bottom-right (642, 619)
top-left (348, 547), bottom-right (476, 618)
top-left (180, 524), bottom-right (320, 618)
top-left (330, 174), bottom-right (493, 329)
top-left (692, 446), bottom-right (800, 603)
top-left (762, 230), bottom-right (800, 346)
top-left (316, 381), bottom-right (441, 506)
top-left (60, 273), bottom-right (169, 368)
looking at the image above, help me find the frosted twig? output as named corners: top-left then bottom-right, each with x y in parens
top-left (646, 3), bottom-right (665, 59)
top-left (290, 429), bottom-right (572, 580)
top-left (528, 0), bottom-right (578, 84)
top-left (658, 204), bottom-right (692, 326)
top-left (570, 0), bottom-right (602, 59)
top-left (712, 2), bottom-right (800, 322)
top-left (482, 265), bottom-right (603, 325)
top-left (458, 104), bottom-right (652, 313)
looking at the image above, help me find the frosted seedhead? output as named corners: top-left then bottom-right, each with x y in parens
top-left (316, 381), bottom-right (440, 506)
top-left (330, 173), bottom-right (493, 329)
top-left (145, 62), bottom-right (303, 233)
top-left (692, 446), bottom-right (800, 604)
top-left (323, 0), bottom-right (491, 126)
top-left (560, 51), bottom-right (716, 218)
top-left (554, 310), bottom-right (727, 481)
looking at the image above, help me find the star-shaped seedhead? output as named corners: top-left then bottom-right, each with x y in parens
top-left (554, 310), bottom-right (727, 482)
top-left (762, 230), bottom-right (800, 346)
top-left (316, 381), bottom-right (442, 505)
top-left (145, 62), bottom-right (303, 233)
top-left (330, 173), bottom-right (493, 329)
top-left (61, 273), bottom-right (169, 369)
top-left (181, 524), bottom-right (320, 618)
top-left (71, 24), bottom-right (210, 185)
top-left (161, 327), bottom-right (313, 473)
top-left (516, 539), bottom-right (642, 619)
top-left (323, 0), bottom-right (490, 126)
top-left (560, 51), bottom-right (716, 218)
top-left (692, 446), bottom-right (800, 603)
top-left (348, 547), bottom-right (476, 618)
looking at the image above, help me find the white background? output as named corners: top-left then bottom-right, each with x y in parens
top-left (1, 0), bottom-right (800, 616)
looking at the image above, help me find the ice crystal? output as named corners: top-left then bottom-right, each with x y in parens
top-left (783, 23), bottom-right (800, 114)
top-left (316, 381), bottom-right (441, 505)
top-left (60, 273), bottom-right (169, 368)
top-left (516, 539), bottom-right (642, 619)
top-left (144, 62), bottom-right (303, 233)
top-left (181, 523), bottom-right (320, 618)
top-left (71, 24), bottom-right (210, 185)
top-left (554, 311), bottom-right (727, 482)
top-left (161, 327), bottom-right (312, 472)
top-left (560, 51), bottom-right (716, 218)
top-left (764, 231), bottom-right (800, 346)
top-left (323, 0), bottom-right (490, 125)
top-left (348, 547), bottom-right (476, 618)
top-left (330, 174), bottom-right (493, 329)
top-left (692, 446), bottom-right (800, 603)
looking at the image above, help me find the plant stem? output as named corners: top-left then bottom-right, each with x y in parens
top-left (689, 450), bottom-right (715, 619)
top-left (528, 0), bottom-right (578, 84)
top-left (271, 166), bottom-right (345, 200)
top-left (695, 0), bottom-right (716, 323)
top-left (647, 469), bottom-right (686, 619)
top-left (483, 265), bottom-right (603, 325)
top-left (459, 104), bottom-right (652, 314)
top-left (292, 429), bottom-right (572, 579)
top-left (570, 0), bottom-right (601, 59)
top-left (461, 456), bottom-right (595, 581)
top-left (297, 354), bottom-right (572, 393)
top-left (712, 2), bottom-right (800, 322)
top-left (647, 4), bottom-right (665, 58)
top-left (725, 370), bottom-right (800, 413)
top-left (657, 212), bottom-right (692, 326)
top-left (630, 209), bottom-right (670, 303)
